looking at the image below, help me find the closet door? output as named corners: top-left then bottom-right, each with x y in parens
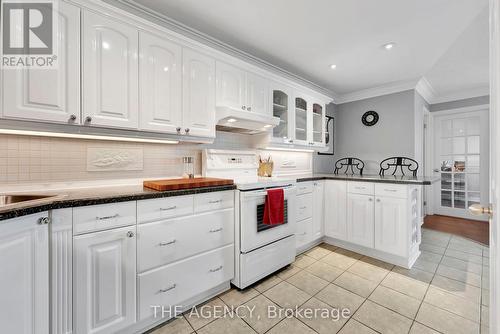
top-left (82, 10), bottom-right (139, 129)
top-left (139, 32), bottom-right (182, 133)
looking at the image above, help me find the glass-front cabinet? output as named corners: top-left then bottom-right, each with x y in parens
top-left (295, 97), bottom-right (309, 145)
top-left (312, 102), bottom-right (325, 146)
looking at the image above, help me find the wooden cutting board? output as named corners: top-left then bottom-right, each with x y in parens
top-left (143, 177), bottom-right (234, 191)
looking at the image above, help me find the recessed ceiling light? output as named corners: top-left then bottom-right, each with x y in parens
top-left (227, 118), bottom-right (237, 123)
top-left (330, 64), bottom-right (337, 70)
top-left (383, 43), bottom-right (396, 50)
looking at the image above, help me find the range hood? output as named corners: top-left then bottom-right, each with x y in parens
top-left (216, 106), bottom-right (280, 134)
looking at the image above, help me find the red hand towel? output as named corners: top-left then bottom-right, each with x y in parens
top-left (263, 188), bottom-right (285, 225)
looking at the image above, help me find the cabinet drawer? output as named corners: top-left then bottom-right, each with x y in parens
top-left (375, 184), bottom-right (407, 199)
top-left (137, 208), bottom-right (234, 272)
top-left (296, 218), bottom-right (313, 249)
top-left (138, 244), bottom-right (234, 321)
top-left (297, 182), bottom-right (313, 195)
top-left (194, 191), bottom-right (234, 213)
top-left (347, 182), bottom-right (375, 195)
top-left (73, 201), bottom-right (136, 235)
top-left (137, 195), bottom-right (193, 224)
top-left (296, 193), bottom-right (313, 221)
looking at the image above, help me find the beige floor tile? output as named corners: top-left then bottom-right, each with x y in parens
top-left (321, 252), bottom-right (358, 270)
top-left (413, 258), bottom-right (439, 273)
top-left (359, 256), bottom-right (395, 271)
top-left (305, 246), bottom-right (332, 259)
top-left (441, 256), bottom-right (483, 275)
top-left (254, 275), bottom-right (283, 293)
top-left (305, 261), bottom-right (344, 282)
top-left (319, 243), bottom-right (338, 252)
top-left (424, 286), bottom-right (480, 322)
top-left (436, 265), bottom-right (482, 287)
top-left (481, 305), bottom-right (489, 327)
top-left (409, 322), bottom-right (440, 334)
top-left (263, 281), bottom-right (311, 309)
top-left (416, 303), bottom-right (480, 334)
top-left (315, 284), bottom-right (364, 314)
top-left (392, 266), bottom-right (434, 284)
top-left (287, 270), bottom-right (329, 295)
top-left (482, 289), bottom-right (490, 306)
top-left (348, 261), bottom-right (389, 283)
top-left (219, 288), bottom-right (259, 307)
top-left (431, 275), bottom-right (481, 304)
top-left (267, 317), bottom-right (316, 334)
top-left (185, 297), bottom-right (226, 330)
top-left (338, 319), bottom-right (378, 334)
top-left (381, 271), bottom-right (429, 300)
top-left (239, 295), bottom-right (283, 334)
top-left (277, 265), bottom-right (302, 280)
top-left (369, 285), bottom-right (421, 319)
top-left (294, 254), bottom-right (317, 269)
top-left (197, 316), bottom-right (256, 334)
top-left (445, 249), bottom-right (483, 265)
top-left (150, 316), bottom-right (193, 334)
top-left (297, 297), bottom-right (350, 334)
top-left (420, 243), bottom-right (446, 255)
top-left (447, 242), bottom-right (483, 256)
top-left (353, 300), bottom-right (412, 334)
top-left (420, 251), bottom-right (443, 264)
top-left (334, 271), bottom-right (378, 298)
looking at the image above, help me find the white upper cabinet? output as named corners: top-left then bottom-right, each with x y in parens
top-left (82, 11), bottom-right (139, 130)
top-left (139, 31), bottom-right (182, 133)
top-left (216, 61), bottom-right (269, 115)
top-left (311, 101), bottom-right (326, 146)
top-left (270, 82), bottom-right (294, 143)
top-left (2, 2), bottom-right (80, 124)
top-left (294, 96), bottom-right (309, 145)
top-left (182, 48), bottom-right (216, 138)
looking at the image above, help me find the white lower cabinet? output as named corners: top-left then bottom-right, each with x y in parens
top-left (296, 218), bottom-right (313, 249)
top-left (296, 181), bottom-right (324, 251)
top-left (74, 226), bottom-right (137, 334)
top-left (346, 193), bottom-right (375, 248)
top-left (324, 180), bottom-right (347, 239)
top-left (0, 213), bottom-right (50, 334)
top-left (374, 196), bottom-right (408, 255)
top-left (312, 181), bottom-right (324, 239)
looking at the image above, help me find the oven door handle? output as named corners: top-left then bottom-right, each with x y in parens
top-left (241, 186), bottom-right (296, 198)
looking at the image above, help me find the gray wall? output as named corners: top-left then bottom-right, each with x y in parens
top-left (430, 95), bottom-right (489, 112)
top-left (330, 90), bottom-right (417, 174)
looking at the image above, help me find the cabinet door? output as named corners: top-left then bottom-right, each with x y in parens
top-left (74, 226), bottom-right (136, 334)
top-left (347, 193), bottom-right (374, 248)
top-left (2, 2), bottom-right (80, 124)
top-left (183, 48), bottom-right (216, 138)
top-left (0, 213), bottom-right (49, 334)
top-left (312, 102), bottom-right (326, 146)
top-left (82, 11), bottom-right (139, 129)
top-left (375, 197), bottom-right (408, 255)
top-left (324, 180), bottom-right (347, 239)
top-left (312, 181), bottom-right (325, 239)
top-left (294, 96), bottom-right (309, 145)
top-left (246, 72), bottom-right (269, 115)
top-left (139, 32), bottom-right (182, 133)
top-left (216, 61), bottom-right (246, 111)
top-left (296, 218), bottom-right (313, 250)
top-left (270, 82), bottom-right (294, 143)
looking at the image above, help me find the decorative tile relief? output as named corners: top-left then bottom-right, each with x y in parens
top-left (87, 147), bottom-right (144, 171)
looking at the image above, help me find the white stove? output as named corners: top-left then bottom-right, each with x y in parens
top-left (203, 149), bottom-right (297, 289)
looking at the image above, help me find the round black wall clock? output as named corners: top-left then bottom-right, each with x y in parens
top-left (361, 111), bottom-right (379, 126)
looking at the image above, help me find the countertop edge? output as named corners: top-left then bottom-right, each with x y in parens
top-left (295, 176), bottom-right (434, 185)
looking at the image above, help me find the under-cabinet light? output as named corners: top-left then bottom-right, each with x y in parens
top-left (264, 147), bottom-right (315, 153)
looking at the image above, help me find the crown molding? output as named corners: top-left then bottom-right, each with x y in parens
top-left (334, 79), bottom-right (420, 104)
top-left (430, 85), bottom-right (490, 104)
top-left (415, 77), bottom-right (437, 103)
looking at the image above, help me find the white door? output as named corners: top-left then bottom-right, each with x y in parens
top-left (2, 2), bottom-right (80, 124)
top-left (0, 213), bottom-right (49, 334)
top-left (246, 72), bottom-right (269, 115)
top-left (82, 11), bottom-right (139, 129)
top-left (432, 108), bottom-right (489, 219)
top-left (312, 181), bottom-right (325, 239)
top-left (347, 193), bottom-right (374, 247)
top-left (324, 180), bottom-right (347, 240)
top-left (139, 32), bottom-right (182, 133)
top-left (216, 61), bottom-right (246, 111)
top-left (74, 226), bottom-right (136, 334)
top-left (182, 48), bottom-right (216, 138)
top-left (374, 196), bottom-right (407, 255)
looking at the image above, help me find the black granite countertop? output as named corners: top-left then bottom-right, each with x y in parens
top-left (292, 173), bottom-right (438, 185)
top-left (0, 184), bottom-right (236, 222)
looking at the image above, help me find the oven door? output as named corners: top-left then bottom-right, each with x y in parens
top-left (239, 186), bottom-right (297, 253)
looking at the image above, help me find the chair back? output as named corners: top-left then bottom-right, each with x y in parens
top-left (334, 157), bottom-right (365, 175)
top-left (379, 157), bottom-right (419, 176)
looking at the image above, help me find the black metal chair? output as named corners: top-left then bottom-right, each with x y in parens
top-left (379, 157), bottom-right (419, 177)
top-left (334, 157), bottom-right (365, 175)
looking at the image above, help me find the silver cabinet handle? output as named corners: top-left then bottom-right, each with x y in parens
top-left (209, 228), bottom-right (223, 233)
top-left (176, 127), bottom-right (181, 133)
top-left (289, 139), bottom-right (294, 143)
top-left (209, 265), bottom-right (223, 273)
top-left (247, 107), bottom-right (252, 111)
top-left (69, 114), bottom-right (77, 121)
top-left (160, 206), bottom-right (177, 211)
top-left (96, 214), bottom-right (119, 220)
top-left (158, 284), bottom-right (176, 293)
top-left (242, 106), bottom-right (246, 110)
top-left (127, 231), bottom-right (134, 238)
top-left (355, 186), bottom-right (366, 190)
top-left (209, 200), bottom-right (222, 204)
top-left (185, 128), bottom-right (190, 134)
top-left (37, 217), bottom-right (50, 225)
top-left (159, 240), bottom-right (176, 246)
top-left (376, 199), bottom-right (381, 202)
top-left (368, 198), bottom-right (373, 202)
top-left (85, 116), bottom-right (92, 123)
top-left (299, 206), bottom-right (307, 210)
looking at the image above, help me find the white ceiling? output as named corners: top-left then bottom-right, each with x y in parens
top-left (130, 0), bottom-right (488, 100)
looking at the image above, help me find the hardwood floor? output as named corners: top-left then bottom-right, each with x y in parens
top-left (423, 214), bottom-right (489, 245)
